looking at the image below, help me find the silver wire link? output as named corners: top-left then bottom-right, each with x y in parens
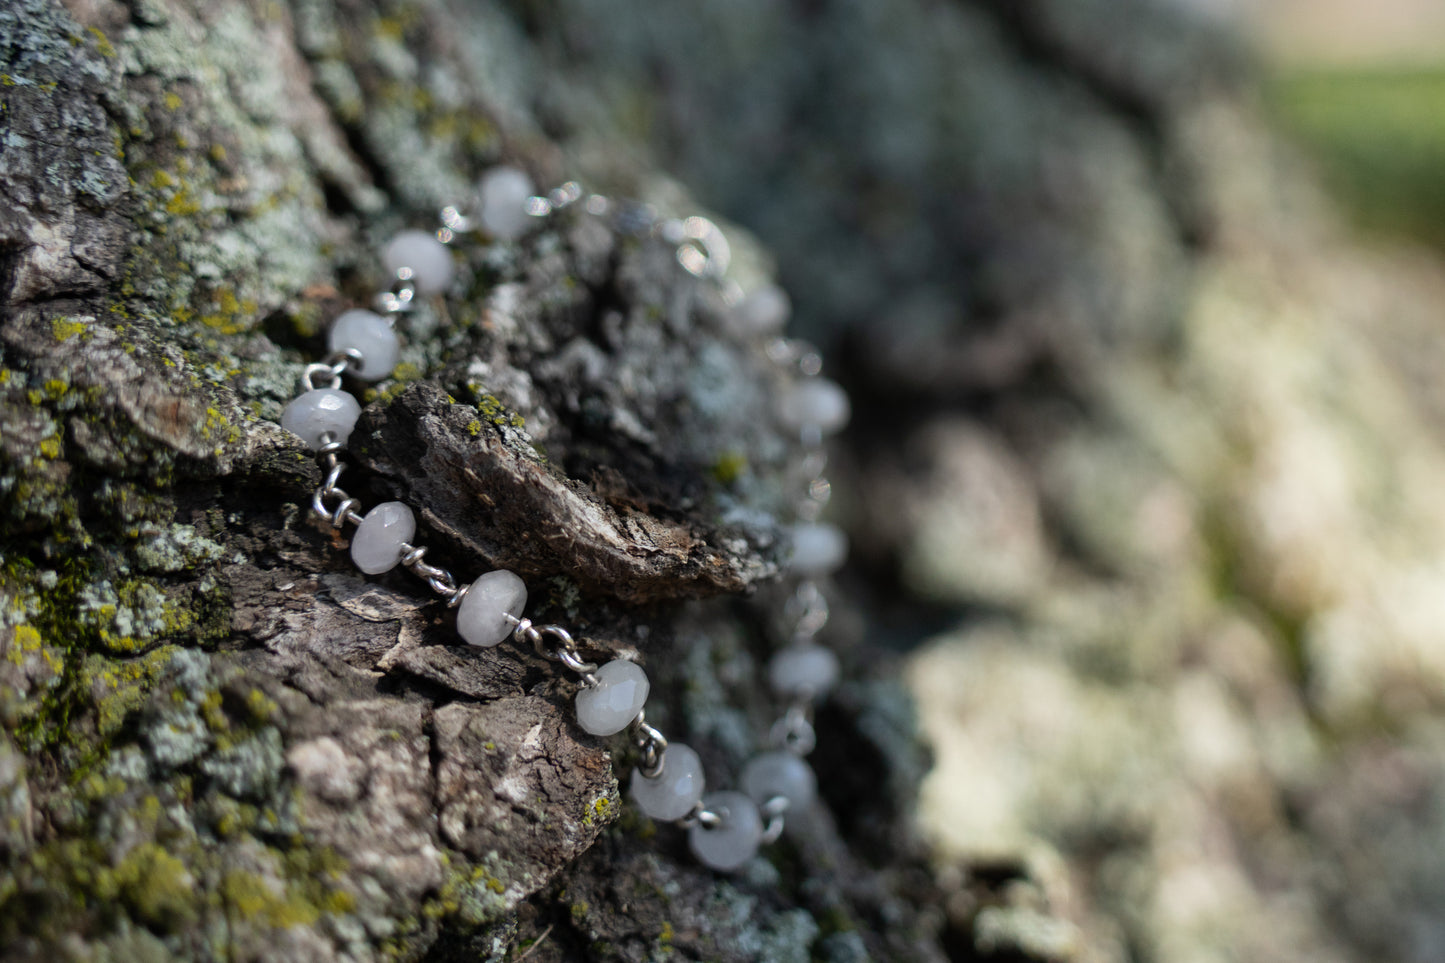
top-left (439, 204), bottom-right (471, 235)
top-left (396, 543), bottom-right (462, 598)
top-left (311, 457), bottom-right (364, 529)
top-left (549, 181), bottom-right (584, 210)
top-left (784, 580), bottom-right (831, 643)
top-left (376, 274), bottom-right (417, 315)
top-left (660, 215), bottom-right (731, 279)
top-left (678, 801), bottom-right (722, 829)
top-left (796, 476), bottom-right (832, 523)
top-left (301, 347), bottom-right (362, 392)
top-left (759, 796), bottom-right (790, 845)
top-left (523, 181), bottom-right (585, 219)
top-left (512, 620), bottom-right (600, 684)
top-left (630, 711), bottom-right (670, 779)
top-left (445, 581), bottom-right (470, 609)
top-left (770, 701), bottom-right (817, 756)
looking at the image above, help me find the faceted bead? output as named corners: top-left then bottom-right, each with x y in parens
top-left (630, 742), bottom-right (705, 821)
top-left (732, 284), bottom-right (791, 333)
top-left (350, 501), bottom-right (415, 574)
top-left (328, 309), bottom-right (399, 381)
top-left (280, 388), bottom-right (361, 450)
top-left (788, 522), bottom-right (848, 577)
top-left (688, 791), bottom-right (763, 872)
top-left (768, 644), bottom-right (840, 700)
top-left (478, 166), bottom-right (536, 241)
top-left (455, 570), bottom-right (527, 647)
top-left (741, 751), bottom-right (816, 813)
top-left (777, 377), bottom-right (850, 436)
top-left (382, 229), bottom-right (454, 295)
top-left (575, 660), bottom-right (649, 736)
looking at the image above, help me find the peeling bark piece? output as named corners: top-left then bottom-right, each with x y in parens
top-left (353, 384), bottom-right (774, 603)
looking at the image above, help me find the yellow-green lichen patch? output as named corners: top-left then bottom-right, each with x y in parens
top-left (712, 450), bottom-right (748, 485)
top-left (425, 852), bottom-right (517, 926)
top-left (50, 318), bottom-right (89, 343)
top-left (198, 288), bottom-right (259, 336)
top-left (84, 646), bottom-right (181, 738)
top-left (86, 26), bottom-right (116, 58)
top-left (243, 688), bottom-right (278, 723)
top-left (220, 870), bottom-right (320, 929)
top-left (474, 393), bottom-right (525, 429)
top-left (114, 842), bottom-right (197, 930)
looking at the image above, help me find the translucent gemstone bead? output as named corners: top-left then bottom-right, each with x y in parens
top-left (741, 751), bottom-right (816, 813)
top-left (328, 309), bottom-right (399, 381)
top-left (769, 644), bottom-right (840, 700)
top-left (688, 791), bottom-right (763, 872)
top-left (478, 166), bottom-right (536, 241)
top-left (575, 660), bottom-right (649, 736)
top-left (280, 388), bottom-right (361, 450)
top-left (350, 501), bottom-right (415, 574)
top-left (382, 229), bottom-right (454, 295)
top-left (455, 570), bottom-right (527, 647)
top-left (732, 284), bottom-right (791, 333)
top-left (630, 742), bottom-right (705, 821)
top-left (777, 377), bottom-right (850, 436)
top-left (788, 522), bottom-right (848, 576)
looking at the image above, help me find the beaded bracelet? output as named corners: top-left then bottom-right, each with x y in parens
top-left (276, 166), bottom-right (852, 872)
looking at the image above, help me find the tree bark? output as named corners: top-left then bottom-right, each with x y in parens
top-left (0, 1), bottom-right (938, 960)
top-left (10, 1), bottom-right (1445, 962)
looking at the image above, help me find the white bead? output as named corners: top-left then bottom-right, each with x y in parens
top-left (280, 388), bottom-right (361, 450)
top-left (478, 166), bottom-right (536, 241)
top-left (732, 284), bottom-right (791, 333)
top-left (769, 645), bottom-right (840, 700)
top-left (328, 309), bottom-right (399, 381)
top-left (777, 377), bottom-right (850, 436)
top-left (455, 570), bottom-right (527, 647)
top-left (788, 522), bottom-right (848, 576)
top-left (382, 229), bottom-right (454, 295)
top-left (741, 751), bottom-right (816, 812)
top-left (350, 501), bottom-right (415, 574)
top-left (630, 742), bottom-right (705, 821)
top-left (688, 791), bottom-right (762, 872)
top-left (575, 660), bottom-right (649, 736)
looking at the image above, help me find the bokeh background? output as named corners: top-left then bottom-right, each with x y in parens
top-left (515, 0), bottom-right (1445, 959)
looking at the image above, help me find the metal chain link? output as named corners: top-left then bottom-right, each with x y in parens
top-left (630, 710), bottom-right (669, 779)
top-left (510, 619), bottom-right (600, 685)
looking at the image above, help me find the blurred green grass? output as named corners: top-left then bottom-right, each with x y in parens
top-left (1267, 66), bottom-right (1445, 249)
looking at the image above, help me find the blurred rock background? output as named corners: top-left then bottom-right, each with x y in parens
top-left (524, 0), bottom-right (1445, 959)
top-left (5, 0), bottom-right (1445, 960)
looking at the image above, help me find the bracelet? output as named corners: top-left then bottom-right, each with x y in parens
top-left (276, 166), bottom-right (852, 872)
